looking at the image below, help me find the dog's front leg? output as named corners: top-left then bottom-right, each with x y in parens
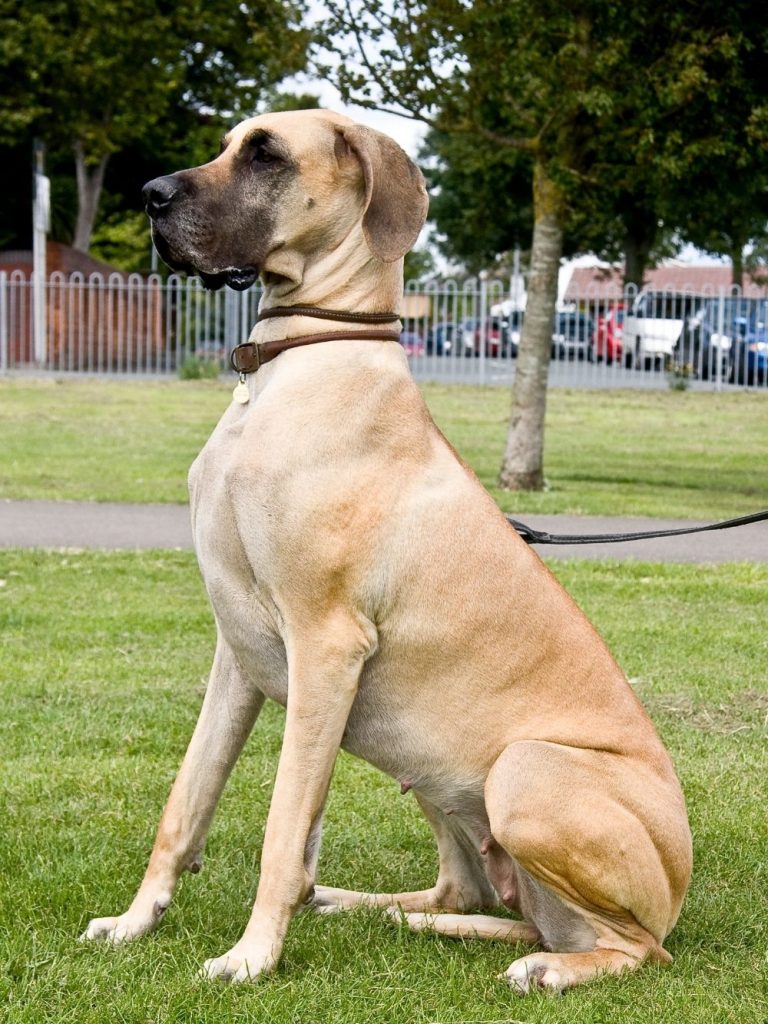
top-left (82, 636), bottom-right (264, 944)
top-left (201, 611), bottom-right (375, 982)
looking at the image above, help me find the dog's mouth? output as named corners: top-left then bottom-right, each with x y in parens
top-left (195, 266), bottom-right (259, 292)
top-left (221, 266), bottom-right (259, 291)
top-left (151, 227), bottom-right (259, 292)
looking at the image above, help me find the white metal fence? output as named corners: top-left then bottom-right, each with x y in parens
top-left (2, 270), bottom-right (767, 392)
top-left (0, 270), bottom-right (259, 376)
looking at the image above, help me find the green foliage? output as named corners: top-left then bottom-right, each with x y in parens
top-left (420, 128), bottom-right (532, 273)
top-left (0, 0), bottom-right (310, 250)
top-left (178, 357), bottom-right (223, 381)
top-left (265, 89), bottom-right (322, 113)
top-left (668, 366), bottom-right (693, 392)
top-left (90, 210), bottom-right (152, 273)
top-left (320, 1), bottom-right (768, 281)
top-left (2, 0), bottom-right (309, 157)
top-left (403, 247), bottom-right (436, 282)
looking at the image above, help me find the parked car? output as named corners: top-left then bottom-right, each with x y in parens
top-left (461, 317), bottom-right (506, 357)
top-left (623, 291), bottom-right (722, 369)
top-left (593, 306), bottom-right (624, 364)
top-left (399, 329), bottom-right (425, 357)
top-left (671, 297), bottom-right (743, 380)
top-left (729, 305), bottom-right (768, 385)
top-left (503, 310), bottom-right (523, 358)
top-left (426, 318), bottom-right (505, 357)
top-left (426, 321), bottom-right (458, 355)
top-left (551, 312), bottom-right (595, 360)
top-left (425, 314), bottom-right (522, 358)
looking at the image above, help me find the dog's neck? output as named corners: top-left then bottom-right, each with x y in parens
top-left (250, 226), bottom-right (403, 344)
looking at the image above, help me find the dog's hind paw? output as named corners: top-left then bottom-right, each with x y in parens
top-left (500, 948), bottom-right (642, 994)
top-left (304, 884), bottom-right (357, 914)
top-left (501, 955), bottom-right (566, 996)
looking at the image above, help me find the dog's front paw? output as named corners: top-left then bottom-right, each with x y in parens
top-left (200, 943), bottom-right (277, 983)
top-left (80, 895), bottom-right (170, 945)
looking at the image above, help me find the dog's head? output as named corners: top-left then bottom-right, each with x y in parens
top-left (142, 109), bottom-right (429, 291)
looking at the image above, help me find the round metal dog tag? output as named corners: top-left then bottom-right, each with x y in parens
top-left (232, 379), bottom-right (250, 404)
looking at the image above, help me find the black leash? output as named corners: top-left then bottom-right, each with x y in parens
top-left (508, 509), bottom-right (768, 546)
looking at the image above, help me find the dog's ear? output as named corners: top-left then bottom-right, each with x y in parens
top-left (335, 124), bottom-right (429, 263)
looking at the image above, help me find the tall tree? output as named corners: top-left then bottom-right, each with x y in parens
top-left (421, 128), bottom-right (533, 275)
top-left (0, 0), bottom-right (308, 252)
top-left (676, 161), bottom-right (768, 287)
top-left (320, 0), bottom-right (766, 489)
top-left (420, 129), bottom-right (677, 287)
top-left (664, 17), bottom-right (768, 286)
top-left (319, 0), bottom-right (650, 488)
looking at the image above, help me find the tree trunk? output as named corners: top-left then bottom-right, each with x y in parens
top-left (498, 160), bottom-right (564, 491)
top-left (73, 141), bottom-right (109, 253)
top-left (623, 231), bottom-right (651, 292)
top-left (731, 244), bottom-right (744, 289)
top-left (621, 198), bottom-right (656, 291)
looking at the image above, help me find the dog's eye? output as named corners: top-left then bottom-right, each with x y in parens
top-left (251, 143), bottom-right (278, 166)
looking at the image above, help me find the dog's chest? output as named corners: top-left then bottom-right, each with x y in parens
top-left (189, 408), bottom-right (290, 704)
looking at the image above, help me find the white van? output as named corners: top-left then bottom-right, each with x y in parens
top-left (623, 291), bottom-right (707, 368)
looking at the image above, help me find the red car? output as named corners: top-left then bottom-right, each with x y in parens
top-left (593, 306), bottom-right (624, 364)
top-left (399, 330), bottom-right (425, 357)
top-left (464, 317), bottom-right (504, 357)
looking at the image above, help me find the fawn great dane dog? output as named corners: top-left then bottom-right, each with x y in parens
top-left (82, 109), bottom-right (692, 993)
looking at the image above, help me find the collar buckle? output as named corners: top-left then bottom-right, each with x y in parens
top-left (230, 341), bottom-right (261, 376)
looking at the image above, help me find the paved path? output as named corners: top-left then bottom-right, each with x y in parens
top-left (1, 499), bottom-right (766, 563)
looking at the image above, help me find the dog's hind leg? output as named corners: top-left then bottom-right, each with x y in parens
top-left (311, 793), bottom-right (497, 914)
top-left (81, 636), bottom-right (264, 944)
top-left (386, 909), bottom-right (539, 945)
top-left (485, 739), bottom-right (691, 994)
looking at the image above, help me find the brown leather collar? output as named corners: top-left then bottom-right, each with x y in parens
top-left (256, 305), bottom-right (400, 325)
top-left (230, 328), bottom-right (402, 375)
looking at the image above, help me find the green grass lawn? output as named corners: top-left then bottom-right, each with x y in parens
top-left (1, 550), bottom-right (766, 1023)
top-left (1, 377), bottom-right (767, 517)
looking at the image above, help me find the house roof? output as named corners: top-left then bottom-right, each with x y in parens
top-left (0, 242), bottom-right (131, 279)
top-left (565, 264), bottom-right (768, 302)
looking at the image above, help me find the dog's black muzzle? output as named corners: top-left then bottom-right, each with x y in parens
top-left (142, 174), bottom-right (260, 291)
top-left (142, 175), bottom-right (183, 219)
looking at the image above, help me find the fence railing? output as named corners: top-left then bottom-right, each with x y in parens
top-left (0, 270), bottom-right (259, 376)
top-left (2, 270), bottom-right (767, 392)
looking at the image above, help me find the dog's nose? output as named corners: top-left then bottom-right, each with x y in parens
top-left (142, 176), bottom-right (181, 217)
